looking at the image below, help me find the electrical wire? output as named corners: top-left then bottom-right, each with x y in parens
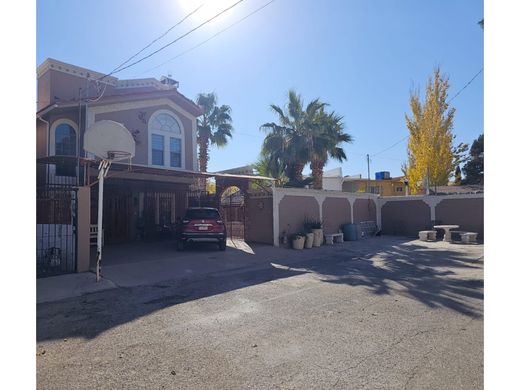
top-left (371, 136), bottom-right (408, 157)
top-left (98, 0), bottom-right (246, 80)
top-left (135, 0), bottom-right (276, 77)
top-left (448, 67), bottom-right (483, 103)
top-left (369, 68), bottom-right (483, 158)
top-left (109, 3), bottom-right (205, 76)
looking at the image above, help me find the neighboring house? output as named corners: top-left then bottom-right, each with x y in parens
top-left (429, 185), bottom-right (484, 195)
top-left (322, 168), bottom-right (407, 196)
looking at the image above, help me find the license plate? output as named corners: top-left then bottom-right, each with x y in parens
top-left (198, 226), bottom-right (208, 231)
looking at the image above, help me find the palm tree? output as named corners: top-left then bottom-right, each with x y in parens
top-left (260, 90), bottom-right (327, 184)
top-left (196, 92), bottom-right (233, 172)
top-left (308, 109), bottom-right (352, 189)
top-left (253, 153), bottom-right (287, 187)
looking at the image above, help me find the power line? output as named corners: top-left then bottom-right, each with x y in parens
top-left (448, 67), bottom-right (483, 103)
top-left (136, 0), bottom-right (276, 77)
top-left (369, 68), bottom-right (483, 158)
top-left (98, 0), bottom-right (246, 80)
top-left (371, 136), bottom-right (408, 157)
top-left (109, 3), bottom-right (205, 76)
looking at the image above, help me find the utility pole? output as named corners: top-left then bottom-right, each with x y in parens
top-left (366, 154), bottom-right (370, 193)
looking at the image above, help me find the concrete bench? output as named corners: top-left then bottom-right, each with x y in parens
top-left (325, 233), bottom-right (344, 245)
top-left (461, 232), bottom-right (478, 244)
top-left (418, 230), bottom-right (437, 241)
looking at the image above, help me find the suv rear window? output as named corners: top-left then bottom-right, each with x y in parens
top-left (185, 209), bottom-right (221, 219)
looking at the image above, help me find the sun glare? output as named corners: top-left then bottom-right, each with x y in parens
top-left (178, 0), bottom-right (239, 24)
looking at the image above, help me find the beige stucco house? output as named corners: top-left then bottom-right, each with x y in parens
top-left (36, 58), bottom-right (208, 274)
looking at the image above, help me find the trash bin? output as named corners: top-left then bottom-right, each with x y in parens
top-left (342, 223), bottom-right (358, 241)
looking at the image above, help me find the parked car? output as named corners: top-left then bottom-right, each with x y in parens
top-left (177, 207), bottom-right (227, 251)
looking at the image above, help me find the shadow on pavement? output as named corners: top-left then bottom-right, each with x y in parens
top-left (38, 237), bottom-right (483, 342)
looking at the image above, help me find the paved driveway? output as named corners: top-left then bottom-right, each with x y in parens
top-left (37, 237), bottom-right (483, 389)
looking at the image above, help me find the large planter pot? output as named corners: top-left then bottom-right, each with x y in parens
top-left (312, 229), bottom-right (323, 247)
top-left (292, 236), bottom-right (305, 250)
top-left (305, 233), bottom-right (314, 249)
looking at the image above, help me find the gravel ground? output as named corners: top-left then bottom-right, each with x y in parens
top-left (37, 238), bottom-right (483, 389)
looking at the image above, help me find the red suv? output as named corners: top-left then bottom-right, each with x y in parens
top-left (177, 207), bottom-right (227, 251)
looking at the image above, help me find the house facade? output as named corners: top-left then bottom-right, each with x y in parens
top-left (37, 58), bottom-right (201, 172)
top-left (36, 58), bottom-right (205, 275)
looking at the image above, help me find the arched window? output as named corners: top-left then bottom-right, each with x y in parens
top-left (50, 120), bottom-right (78, 177)
top-left (55, 123), bottom-right (77, 156)
top-left (149, 111), bottom-right (184, 168)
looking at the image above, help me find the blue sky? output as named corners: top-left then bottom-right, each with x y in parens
top-left (37, 0), bottom-right (483, 178)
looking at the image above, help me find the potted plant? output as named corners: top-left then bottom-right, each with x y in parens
top-left (304, 230), bottom-right (314, 249)
top-left (304, 217), bottom-right (324, 247)
top-left (291, 232), bottom-right (306, 250)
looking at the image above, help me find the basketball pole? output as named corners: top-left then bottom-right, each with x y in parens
top-left (96, 160), bottom-right (110, 282)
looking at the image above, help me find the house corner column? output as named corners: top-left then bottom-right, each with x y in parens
top-left (76, 186), bottom-right (91, 272)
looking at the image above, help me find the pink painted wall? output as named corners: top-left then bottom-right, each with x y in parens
top-left (279, 195), bottom-right (320, 236)
top-left (381, 200), bottom-right (431, 236)
top-left (246, 196), bottom-right (273, 244)
top-left (436, 198), bottom-right (484, 239)
top-left (323, 197), bottom-right (351, 234)
top-left (353, 199), bottom-right (377, 223)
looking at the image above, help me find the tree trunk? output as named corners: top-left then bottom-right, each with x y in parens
top-left (289, 162), bottom-right (304, 182)
top-left (198, 137), bottom-right (209, 173)
top-left (311, 159), bottom-right (324, 190)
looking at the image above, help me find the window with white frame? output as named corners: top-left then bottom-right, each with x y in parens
top-left (149, 111), bottom-right (183, 168)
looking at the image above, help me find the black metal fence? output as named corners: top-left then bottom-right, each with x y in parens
top-left (36, 186), bottom-right (78, 277)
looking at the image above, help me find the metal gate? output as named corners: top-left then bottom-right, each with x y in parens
top-left (220, 188), bottom-right (245, 240)
top-left (141, 191), bottom-right (177, 240)
top-left (104, 189), bottom-right (133, 244)
top-left (36, 186), bottom-right (78, 277)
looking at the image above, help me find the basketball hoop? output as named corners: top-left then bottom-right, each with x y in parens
top-left (107, 150), bottom-right (133, 162)
top-left (84, 120), bottom-right (136, 282)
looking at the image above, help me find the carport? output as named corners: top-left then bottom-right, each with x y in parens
top-left (81, 161), bottom-right (275, 275)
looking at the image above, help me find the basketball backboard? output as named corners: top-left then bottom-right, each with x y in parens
top-left (84, 120), bottom-right (135, 161)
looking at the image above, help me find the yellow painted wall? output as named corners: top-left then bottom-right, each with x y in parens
top-left (355, 178), bottom-right (406, 196)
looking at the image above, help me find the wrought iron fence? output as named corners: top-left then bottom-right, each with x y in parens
top-left (36, 186), bottom-right (78, 277)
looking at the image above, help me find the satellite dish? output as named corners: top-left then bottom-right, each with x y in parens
top-left (84, 120), bottom-right (135, 161)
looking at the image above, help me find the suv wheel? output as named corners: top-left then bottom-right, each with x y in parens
top-left (219, 240), bottom-right (226, 251)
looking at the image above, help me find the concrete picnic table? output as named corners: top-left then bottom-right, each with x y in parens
top-left (433, 225), bottom-right (460, 242)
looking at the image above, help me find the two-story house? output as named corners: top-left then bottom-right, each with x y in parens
top-left (36, 58), bottom-right (208, 274)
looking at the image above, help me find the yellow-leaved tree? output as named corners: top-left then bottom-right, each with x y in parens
top-left (404, 68), bottom-right (467, 194)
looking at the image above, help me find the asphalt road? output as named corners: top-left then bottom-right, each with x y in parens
top-left (37, 239), bottom-right (483, 389)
